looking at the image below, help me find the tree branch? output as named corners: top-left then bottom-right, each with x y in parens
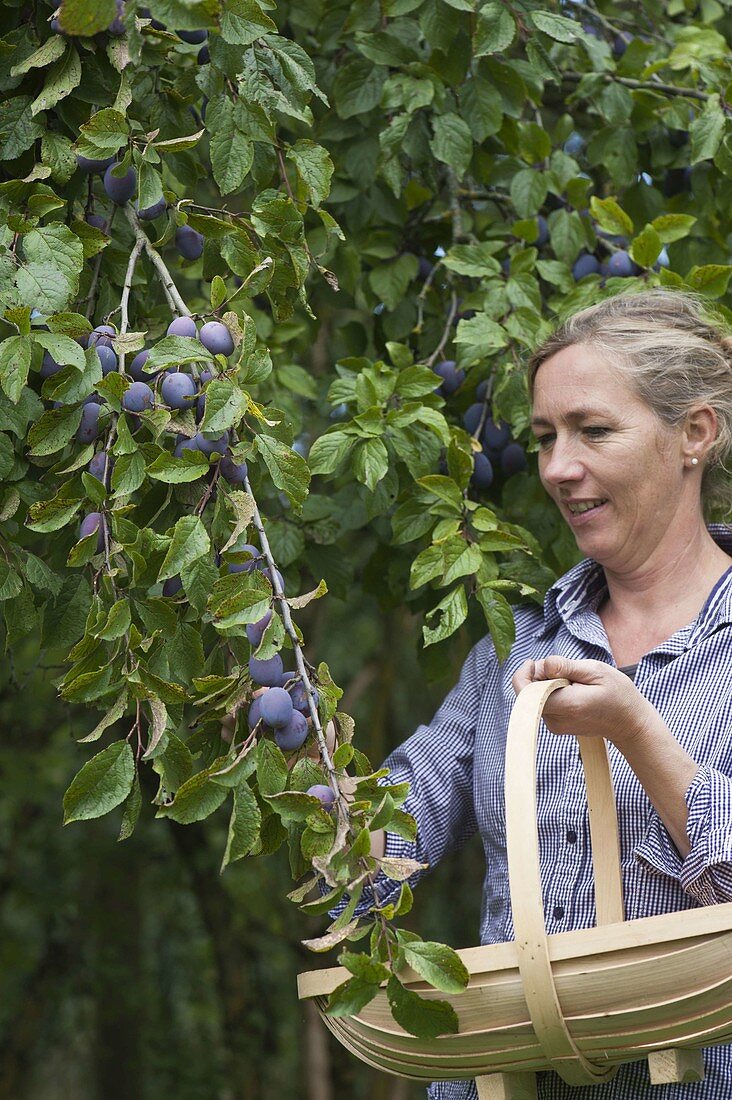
top-left (121, 204), bottom-right (192, 317)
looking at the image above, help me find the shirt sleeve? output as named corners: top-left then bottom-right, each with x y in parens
top-left (325, 634), bottom-right (494, 918)
top-left (634, 765), bottom-right (732, 905)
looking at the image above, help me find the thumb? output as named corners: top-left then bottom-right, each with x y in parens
top-left (532, 655), bottom-right (599, 684)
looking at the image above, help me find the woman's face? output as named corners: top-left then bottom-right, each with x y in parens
top-left (531, 342), bottom-right (690, 572)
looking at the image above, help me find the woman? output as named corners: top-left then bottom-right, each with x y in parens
top-left (363, 288), bottom-right (732, 1098)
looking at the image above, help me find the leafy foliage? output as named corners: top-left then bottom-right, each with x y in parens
top-left (1, 0), bottom-right (731, 1041)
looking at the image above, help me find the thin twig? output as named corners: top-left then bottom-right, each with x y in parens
top-left (562, 70), bottom-right (711, 102)
top-left (121, 204), bottom-right (192, 316)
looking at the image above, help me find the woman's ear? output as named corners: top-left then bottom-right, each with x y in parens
top-left (682, 403), bottom-right (718, 462)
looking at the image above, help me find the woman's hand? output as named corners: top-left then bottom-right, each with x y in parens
top-left (512, 655), bottom-right (656, 748)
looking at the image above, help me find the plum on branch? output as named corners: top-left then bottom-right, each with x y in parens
top-left (79, 512), bottom-right (107, 552)
top-left (175, 226), bottom-right (204, 260)
top-left (103, 164), bottom-right (136, 205)
top-left (199, 321), bottom-right (234, 357)
top-left (121, 381), bottom-right (154, 412)
top-left (161, 372), bottom-right (197, 409)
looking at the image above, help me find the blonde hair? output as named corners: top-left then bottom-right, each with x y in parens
top-left (527, 289), bottom-right (732, 521)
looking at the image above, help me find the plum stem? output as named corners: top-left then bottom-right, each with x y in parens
top-left (118, 236), bottom-right (145, 374)
top-left (242, 474), bottom-right (345, 808)
top-left (122, 204), bottom-right (192, 317)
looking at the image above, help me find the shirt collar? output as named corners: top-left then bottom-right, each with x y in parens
top-left (534, 523), bottom-right (732, 644)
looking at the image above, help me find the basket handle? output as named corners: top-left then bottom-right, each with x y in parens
top-left (504, 678), bottom-right (623, 1086)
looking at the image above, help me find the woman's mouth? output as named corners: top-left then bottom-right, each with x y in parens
top-left (565, 499), bottom-right (608, 524)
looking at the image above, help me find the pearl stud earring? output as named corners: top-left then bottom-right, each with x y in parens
top-left (690, 457), bottom-right (699, 466)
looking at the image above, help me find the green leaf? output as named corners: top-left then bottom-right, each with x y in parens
top-left (352, 438), bottom-right (389, 490)
top-left (74, 107), bottom-right (129, 160)
top-left (118, 771), bottom-right (142, 842)
top-left (386, 975), bottom-right (459, 1039)
top-left (474, 2), bottom-right (516, 55)
top-left (58, 0), bottom-right (116, 36)
top-left (476, 585), bottom-right (515, 661)
top-left (0, 97), bottom-right (45, 161)
top-left (146, 449), bottom-right (209, 483)
top-left (0, 336), bottom-right (32, 403)
top-left (221, 781), bottom-right (262, 871)
top-left (78, 691), bottom-right (128, 743)
top-left (27, 405), bottom-right (82, 456)
top-left (686, 264), bottom-right (732, 299)
top-left (588, 196), bottom-right (634, 238)
top-left (442, 243), bottom-right (501, 278)
top-left (423, 585), bottom-right (468, 646)
top-left (10, 35), bottom-right (66, 75)
top-left (690, 94), bottom-right (725, 164)
top-left (255, 434), bottom-right (310, 509)
top-left (333, 58), bottom-right (387, 118)
top-left (146, 335), bottom-right (212, 371)
top-left (650, 214), bottom-right (696, 244)
top-left (326, 976), bottom-right (382, 1018)
top-left (630, 225), bottom-right (662, 269)
top-left (256, 739), bottom-right (288, 798)
top-left (287, 139), bottom-right (334, 208)
top-left (307, 431), bottom-right (354, 475)
top-left (34, 332), bottom-right (87, 371)
top-left (510, 169), bottom-right (548, 219)
top-left (402, 941), bottom-right (469, 994)
top-left (30, 44), bottom-right (82, 116)
top-left (368, 254), bottom-right (419, 310)
top-left (207, 96), bottom-right (254, 195)
top-left (158, 516), bottom-right (211, 581)
top-left (454, 313), bottom-right (508, 366)
top-left (158, 768), bottom-right (229, 824)
top-left (199, 379), bottom-right (248, 434)
top-left (207, 570), bottom-right (271, 630)
top-left (63, 741), bottom-right (135, 824)
top-left (530, 10), bottom-right (585, 42)
top-left (430, 113), bottom-right (473, 178)
top-left (220, 0), bottom-right (277, 45)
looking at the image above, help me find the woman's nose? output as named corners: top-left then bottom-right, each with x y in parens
top-left (540, 438), bottom-right (584, 485)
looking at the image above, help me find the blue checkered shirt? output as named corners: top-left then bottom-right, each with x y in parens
top-left (367, 524), bottom-right (732, 1098)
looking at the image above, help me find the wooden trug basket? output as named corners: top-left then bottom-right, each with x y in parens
top-left (298, 678), bottom-right (732, 1097)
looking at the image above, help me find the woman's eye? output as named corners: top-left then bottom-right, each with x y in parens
top-left (535, 434), bottom-right (554, 447)
top-left (584, 426), bottom-right (609, 438)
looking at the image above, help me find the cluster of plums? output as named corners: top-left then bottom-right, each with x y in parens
top-left (431, 365), bottom-right (527, 488)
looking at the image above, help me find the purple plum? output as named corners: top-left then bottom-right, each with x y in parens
top-left (471, 452), bottom-right (494, 489)
top-left (432, 359), bottom-right (465, 396)
top-left (103, 164), bottom-right (136, 205)
top-left (177, 27), bottom-right (207, 42)
top-left (306, 784), bottom-right (336, 810)
top-left (501, 442), bottom-right (528, 477)
top-left (274, 711), bottom-right (308, 752)
top-left (79, 512), bottom-right (106, 552)
top-left (219, 453), bottom-right (248, 484)
top-left (136, 195), bottom-right (167, 221)
top-left (175, 226), bottom-right (204, 260)
top-left (167, 316), bottom-right (198, 338)
top-left (162, 575), bottom-right (183, 597)
top-left (249, 653), bottom-right (284, 687)
top-left (76, 155), bottom-right (116, 174)
top-left (192, 431), bottom-right (229, 455)
top-left (88, 325), bottom-right (116, 348)
top-left (199, 321), bottom-right (234, 357)
top-left (88, 451), bottom-right (113, 484)
top-left (248, 696), bottom-right (263, 729)
top-left (246, 611), bottom-right (273, 648)
top-left (161, 372), bottom-right (197, 409)
top-left (259, 687), bottom-right (294, 729)
top-left (96, 344), bottom-right (118, 375)
top-left (40, 352), bottom-right (63, 379)
top-left (76, 402), bottom-right (103, 443)
top-left (121, 381), bottom-right (154, 412)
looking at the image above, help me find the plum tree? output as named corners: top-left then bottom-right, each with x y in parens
top-left (167, 316), bottom-right (198, 338)
top-left (249, 653), bottom-right (284, 687)
top-left (199, 321), bottom-right (234, 356)
top-left (246, 611), bottom-right (272, 648)
top-left (129, 349), bottom-right (152, 380)
top-left (121, 381), bottom-right (154, 412)
top-left (76, 402), bottom-right (103, 443)
top-left (103, 164), bottom-right (136, 205)
top-left (274, 711), bottom-right (308, 752)
top-left (482, 419), bottom-right (511, 451)
top-left (79, 512), bottom-right (106, 552)
top-left (306, 785), bottom-right (336, 810)
top-left (161, 372), bottom-right (197, 409)
top-left (219, 454), bottom-right (248, 483)
top-left (432, 359), bottom-right (464, 396)
top-left (85, 213), bottom-right (107, 231)
top-left (259, 687), bottom-right (294, 729)
top-left (136, 196), bottom-right (167, 221)
top-left (96, 345), bottom-right (118, 375)
top-left (175, 226), bottom-right (204, 260)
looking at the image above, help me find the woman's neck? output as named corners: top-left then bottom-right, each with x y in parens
top-left (599, 526), bottom-right (732, 640)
